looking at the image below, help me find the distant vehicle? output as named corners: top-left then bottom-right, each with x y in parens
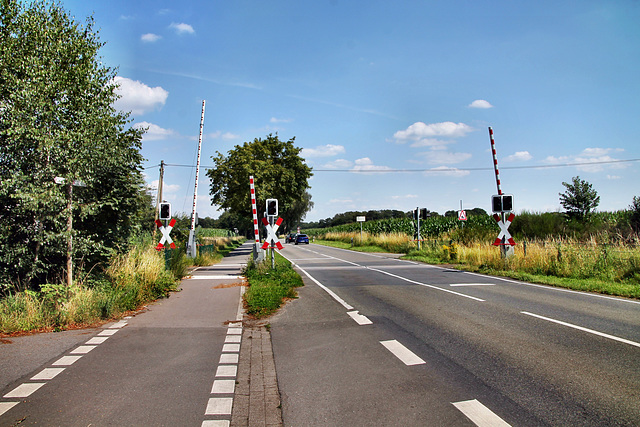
top-left (286, 233), bottom-right (296, 243)
top-left (295, 234), bottom-right (309, 245)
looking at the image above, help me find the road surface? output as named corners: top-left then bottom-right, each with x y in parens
top-left (271, 242), bottom-right (640, 426)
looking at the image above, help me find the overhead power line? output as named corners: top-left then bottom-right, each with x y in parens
top-left (146, 158), bottom-right (640, 173)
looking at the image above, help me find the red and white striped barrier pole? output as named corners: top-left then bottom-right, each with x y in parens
top-left (249, 176), bottom-right (260, 245)
top-left (488, 127), bottom-right (502, 196)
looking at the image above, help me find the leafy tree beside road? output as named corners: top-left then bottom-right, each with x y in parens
top-left (206, 134), bottom-right (313, 235)
top-left (0, 0), bottom-right (150, 290)
top-left (559, 176), bottom-right (600, 220)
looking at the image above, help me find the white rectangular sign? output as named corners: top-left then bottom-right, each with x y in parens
top-left (356, 216), bottom-right (366, 222)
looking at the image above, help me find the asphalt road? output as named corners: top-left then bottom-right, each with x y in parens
top-left (271, 243), bottom-right (640, 426)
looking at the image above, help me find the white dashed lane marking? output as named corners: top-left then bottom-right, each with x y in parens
top-left (380, 340), bottom-right (426, 366)
top-left (452, 399), bottom-right (511, 427)
top-left (3, 383), bottom-right (46, 398)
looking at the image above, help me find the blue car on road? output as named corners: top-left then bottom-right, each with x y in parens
top-left (295, 234), bottom-right (309, 245)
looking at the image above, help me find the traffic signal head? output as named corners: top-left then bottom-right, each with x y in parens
top-left (491, 195), bottom-right (514, 213)
top-left (159, 202), bottom-right (171, 220)
top-left (266, 199), bottom-right (278, 216)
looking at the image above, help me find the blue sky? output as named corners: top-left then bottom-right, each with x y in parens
top-left (64, 0), bottom-right (640, 221)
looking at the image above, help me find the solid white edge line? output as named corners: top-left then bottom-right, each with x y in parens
top-left (452, 399), bottom-right (511, 427)
top-left (380, 340), bottom-right (426, 366)
top-left (462, 269), bottom-right (640, 305)
top-left (279, 252), bottom-right (354, 310)
top-left (368, 267), bottom-right (485, 302)
top-left (521, 311), bottom-right (640, 348)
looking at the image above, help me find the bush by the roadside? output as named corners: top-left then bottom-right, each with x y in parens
top-left (243, 254), bottom-right (304, 318)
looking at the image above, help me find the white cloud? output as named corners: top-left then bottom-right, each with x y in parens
top-left (150, 180), bottom-right (180, 194)
top-left (141, 33), bottom-right (161, 42)
top-left (391, 194), bottom-right (418, 200)
top-left (409, 138), bottom-right (452, 149)
top-left (421, 151), bottom-right (472, 165)
top-left (302, 144), bottom-right (346, 158)
top-left (607, 175), bottom-right (621, 180)
top-left (270, 117), bottom-right (292, 123)
top-left (134, 121), bottom-right (176, 141)
top-left (545, 147), bottom-right (627, 172)
top-left (394, 121), bottom-right (473, 142)
top-left (505, 151), bottom-right (533, 162)
top-left (208, 131), bottom-right (239, 140)
top-left (352, 157), bottom-right (391, 172)
top-left (322, 159), bottom-right (353, 169)
top-left (426, 166), bottom-right (470, 177)
top-left (469, 99), bottom-right (493, 109)
top-left (170, 22), bottom-right (195, 34)
top-left (112, 76), bottom-right (168, 115)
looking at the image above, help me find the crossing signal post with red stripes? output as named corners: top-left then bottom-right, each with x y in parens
top-left (249, 176), bottom-right (265, 262)
top-left (488, 127), bottom-right (515, 257)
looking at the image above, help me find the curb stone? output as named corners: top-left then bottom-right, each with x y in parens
top-left (231, 325), bottom-right (282, 427)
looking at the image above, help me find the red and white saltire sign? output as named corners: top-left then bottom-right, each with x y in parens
top-left (458, 210), bottom-right (467, 221)
top-left (156, 218), bottom-right (177, 250)
top-left (492, 213), bottom-right (516, 246)
top-left (261, 217), bottom-right (284, 250)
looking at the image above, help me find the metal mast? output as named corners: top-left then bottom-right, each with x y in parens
top-left (187, 100), bottom-right (205, 258)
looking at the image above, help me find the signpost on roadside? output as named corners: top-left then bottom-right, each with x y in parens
top-left (356, 216), bottom-right (366, 244)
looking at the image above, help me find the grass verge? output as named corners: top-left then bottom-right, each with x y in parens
top-left (243, 253), bottom-right (304, 318)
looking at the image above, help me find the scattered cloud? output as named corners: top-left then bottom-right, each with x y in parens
top-left (420, 151), bottom-right (472, 165)
top-left (208, 131), bottom-right (239, 140)
top-left (409, 138), bottom-right (452, 149)
top-left (426, 166), bottom-right (471, 177)
top-left (607, 175), bottom-right (621, 180)
top-left (112, 76), bottom-right (168, 115)
top-left (302, 144), bottom-right (346, 158)
top-left (504, 151), bottom-right (533, 162)
top-left (322, 159), bottom-right (353, 169)
top-left (352, 157), bottom-right (391, 172)
top-left (391, 194), bottom-right (418, 200)
top-left (150, 180), bottom-right (180, 194)
top-left (141, 33), bottom-right (161, 42)
top-left (394, 121), bottom-right (473, 142)
top-left (170, 22), bottom-right (195, 35)
top-left (134, 122), bottom-right (176, 141)
top-left (270, 117), bottom-right (292, 123)
top-left (468, 99), bottom-right (493, 109)
top-left (545, 147), bottom-right (627, 172)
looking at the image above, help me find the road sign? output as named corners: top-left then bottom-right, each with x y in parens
top-left (492, 213), bottom-right (515, 246)
top-left (261, 217), bottom-right (284, 250)
top-left (356, 216), bottom-right (366, 222)
top-left (155, 218), bottom-right (176, 250)
top-left (458, 210), bottom-right (467, 221)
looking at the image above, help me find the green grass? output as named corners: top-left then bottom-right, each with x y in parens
top-left (243, 253), bottom-right (304, 318)
top-left (312, 239), bottom-right (390, 253)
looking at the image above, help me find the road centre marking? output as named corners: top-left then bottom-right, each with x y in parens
top-left (380, 340), bottom-right (426, 366)
top-left (522, 311), bottom-right (640, 348)
top-left (452, 399), bottom-right (511, 427)
top-left (347, 311), bottom-right (373, 325)
top-left (367, 267), bottom-right (485, 302)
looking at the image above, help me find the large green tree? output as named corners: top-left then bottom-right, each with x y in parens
top-left (0, 0), bottom-right (150, 290)
top-left (559, 176), bottom-right (600, 220)
top-left (207, 134), bottom-right (313, 234)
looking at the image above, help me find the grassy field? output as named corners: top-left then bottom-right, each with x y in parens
top-left (312, 231), bottom-right (640, 299)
